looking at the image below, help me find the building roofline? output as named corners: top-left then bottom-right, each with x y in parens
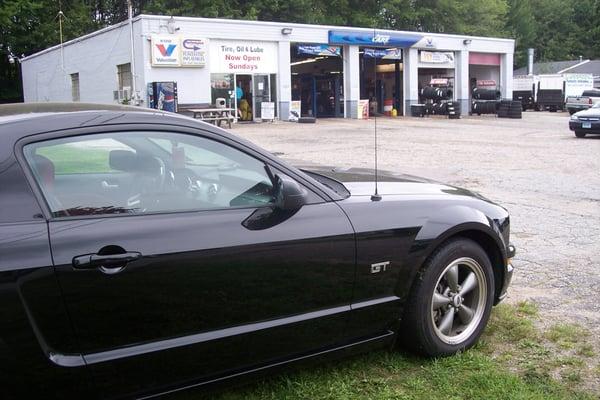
top-left (21, 16), bottom-right (143, 62)
top-left (558, 59), bottom-right (591, 74)
top-left (22, 13), bottom-right (514, 62)
top-left (138, 14), bottom-right (514, 43)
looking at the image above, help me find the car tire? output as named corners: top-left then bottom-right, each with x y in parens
top-left (575, 131), bottom-right (587, 138)
top-left (568, 109), bottom-right (576, 115)
top-left (402, 238), bottom-right (494, 357)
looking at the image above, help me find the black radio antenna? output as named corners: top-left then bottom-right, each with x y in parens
top-left (371, 27), bottom-right (382, 201)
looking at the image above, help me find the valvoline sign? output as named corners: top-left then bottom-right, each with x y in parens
top-left (328, 30), bottom-right (422, 48)
top-left (151, 36), bottom-right (180, 66)
top-left (156, 44), bottom-right (177, 57)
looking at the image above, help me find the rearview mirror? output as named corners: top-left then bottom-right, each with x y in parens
top-left (274, 174), bottom-right (308, 211)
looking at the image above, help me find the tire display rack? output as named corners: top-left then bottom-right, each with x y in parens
top-left (416, 79), bottom-right (458, 118)
top-left (471, 83), bottom-right (501, 116)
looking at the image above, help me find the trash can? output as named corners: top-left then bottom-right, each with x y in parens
top-left (383, 99), bottom-right (394, 116)
top-left (410, 104), bottom-right (426, 117)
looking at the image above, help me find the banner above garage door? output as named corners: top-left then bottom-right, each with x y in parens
top-left (329, 30), bottom-right (422, 47)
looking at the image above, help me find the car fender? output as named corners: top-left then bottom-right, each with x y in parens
top-left (396, 204), bottom-right (506, 305)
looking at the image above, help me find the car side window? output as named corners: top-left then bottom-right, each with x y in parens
top-left (23, 132), bottom-right (276, 217)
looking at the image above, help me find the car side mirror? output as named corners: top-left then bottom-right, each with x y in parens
top-left (274, 174), bottom-right (308, 211)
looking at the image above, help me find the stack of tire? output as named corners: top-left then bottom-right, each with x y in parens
top-left (424, 103), bottom-right (434, 115)
top-left (421, 86), bottom-right (453, 101)
top-left (471, 101), bottom-right (498, 115)
top-left (419, 86), bottom-right (453, 117)
top-left (471, 87), bottom-right (501, 116)
top-left (472, 88), bottom-right (501, 101)
top-left (431, 102), bottom-right (447, 115)
top-left (447, 101), bottom-right (461, 119)
top-left (497, 100), bottom-right (522, 119)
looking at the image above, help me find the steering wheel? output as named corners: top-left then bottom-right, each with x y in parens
top-left (126, 156), bottom-right (171, 212)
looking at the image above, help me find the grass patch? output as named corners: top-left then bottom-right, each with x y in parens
top-left (577, 343), bottom-right (595, 357)
top-left (36, 143), bottom-right (116, 174)
top-left (171, 301), bottom-right (597, 400)
top-left (545, 323), bottom-right (590, 350)
top-left (482, 301), bottom-right (538, 344)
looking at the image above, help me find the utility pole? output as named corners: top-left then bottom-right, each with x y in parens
top-left (127, 0), bottom-right (139, 105)
top-left (56, 10), bottom-right (66, 71)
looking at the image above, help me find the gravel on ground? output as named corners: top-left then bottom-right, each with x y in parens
top-left (230, 112), bottom-right (600, 350)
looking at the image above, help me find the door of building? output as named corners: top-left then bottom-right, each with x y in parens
top-left (253, 74), bottom-right (270, 120)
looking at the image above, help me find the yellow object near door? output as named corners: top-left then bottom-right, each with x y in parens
top-left (239, 99), bottom-right (252, 121)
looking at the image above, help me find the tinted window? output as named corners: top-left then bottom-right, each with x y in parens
top-left (23, 132), bottom-right (275, 217)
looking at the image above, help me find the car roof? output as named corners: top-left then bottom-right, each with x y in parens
top-left (0, 102), bottom-right (157, 118)
top-left (0, 103), bottom-right (215, 162)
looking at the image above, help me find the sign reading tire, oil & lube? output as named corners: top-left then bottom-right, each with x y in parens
top-left (209, 40), bottom-right (278, 74)
top-left (151, 35), bottom-right (207, 67)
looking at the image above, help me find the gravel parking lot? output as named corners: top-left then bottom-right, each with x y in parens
top-left (231, 112), bottom-right (600, 342)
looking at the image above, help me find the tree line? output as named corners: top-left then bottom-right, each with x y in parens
top-left (1, 0), bottom-right (599, 101)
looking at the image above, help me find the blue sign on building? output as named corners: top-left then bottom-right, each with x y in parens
top-left (328, 30), bottom-right (422, 47)
top-left (363, 48), bottom-right (402, 60)
top-left (297, 44), bottom-right (341, 57)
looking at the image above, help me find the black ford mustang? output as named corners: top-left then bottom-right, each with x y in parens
top-left (0, 103), bottom-right (514, 399)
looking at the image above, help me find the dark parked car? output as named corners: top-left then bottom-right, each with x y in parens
top-left (1, 103), bottom-right (514, 399)
top-left (569, 102), bottom-right (600, 138)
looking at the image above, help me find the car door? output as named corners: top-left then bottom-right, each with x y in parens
top-left (0, 154), bottom-right (93, 399)
top-left (21, 128), bottom-right (356, 398)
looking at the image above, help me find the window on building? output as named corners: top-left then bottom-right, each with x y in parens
top-left (117, 63), bottom-right (132, 90)
top-left (70, 73), bottom-right (80, 102)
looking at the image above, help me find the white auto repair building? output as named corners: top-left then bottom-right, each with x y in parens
top-left (21, 14), bottom-right (515, 120)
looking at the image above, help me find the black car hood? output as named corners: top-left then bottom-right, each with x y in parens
top-left (302, 166), bottom-right (488, 200)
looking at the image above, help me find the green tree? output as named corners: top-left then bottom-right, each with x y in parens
top-left (2, 0), bottom-right (599, 101)
top-left (506, 0), bottom-right (536, 67)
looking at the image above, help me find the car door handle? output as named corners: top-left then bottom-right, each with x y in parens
top-left (72, 252), bottom-right (142, 270)
top-left (101, 180), bottom-right (119, 189)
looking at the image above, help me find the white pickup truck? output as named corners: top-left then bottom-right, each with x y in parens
top-left (566, 89), bottom-right (600, 114)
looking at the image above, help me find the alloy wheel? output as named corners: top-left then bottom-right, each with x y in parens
top-left (430, 257), bottom-right (487, 345)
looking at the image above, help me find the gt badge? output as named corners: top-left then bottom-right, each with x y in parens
top-left (371, 261), bottom-right (390, 274)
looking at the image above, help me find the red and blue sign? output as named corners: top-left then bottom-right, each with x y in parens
top-left (156, 44), bottom-right (177, 57)
top-left (328, 30), bottom-right (422, 48)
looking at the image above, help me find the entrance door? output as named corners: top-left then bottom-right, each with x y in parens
top-left (235, 74), bottom-right (252, 122)
top-left (23, 129), bottom-right (356, 399)
top-left (253, 74), bottom-right (270, 120)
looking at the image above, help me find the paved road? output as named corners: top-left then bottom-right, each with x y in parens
top-left (232, 112), bottom-right (600, 339)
